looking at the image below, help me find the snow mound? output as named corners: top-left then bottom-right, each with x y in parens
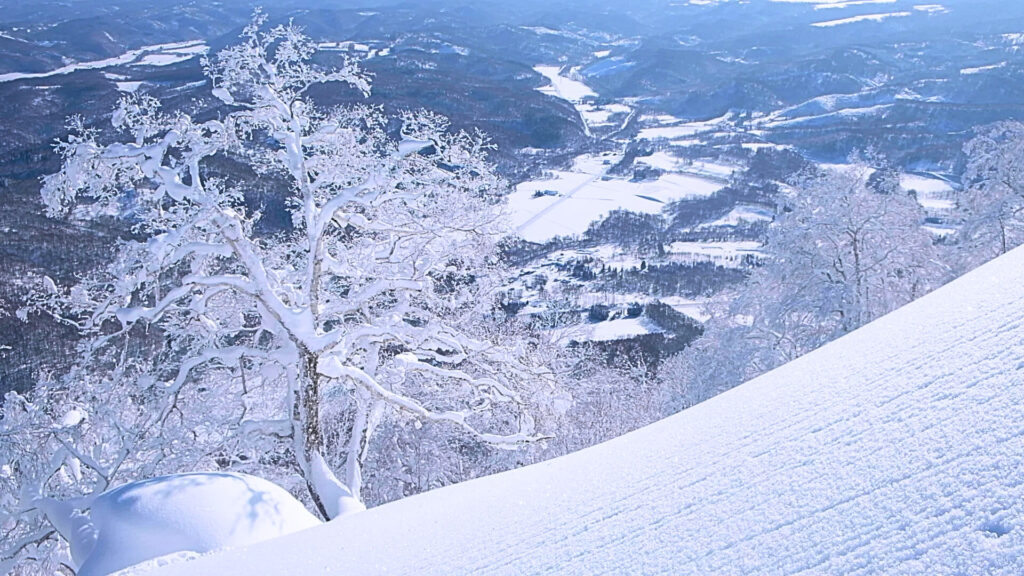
top-left (75, 472), bottom-right (320, 576)
top-left (155, 247), bottom-right (1024, 574)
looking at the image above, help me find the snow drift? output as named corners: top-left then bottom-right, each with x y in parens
top-left (153, 246), bottom-right (1024, 574)
top-left (62, 473), bottom-right (320, 576)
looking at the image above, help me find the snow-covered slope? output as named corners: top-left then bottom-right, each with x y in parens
top-left (155, 247), bottom-right (1024, 575)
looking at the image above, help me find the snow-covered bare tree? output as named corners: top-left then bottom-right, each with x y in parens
top-left (770, 166), bottom-right (946, 332)
top-left (1, 378), bottom-right (150, 575)
top-left (2, 15), bottom-right (558, 571)
top-left (957, 121), bottom-right (1024, 268)
top-left (659, 164), bottom-right (949, 411)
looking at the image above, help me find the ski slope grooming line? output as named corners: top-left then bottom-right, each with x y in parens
top-left (153, 246), bottom-right (1024, 575)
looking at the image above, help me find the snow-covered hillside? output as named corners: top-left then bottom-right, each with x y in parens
top-left (154, 246), bottom-right (1024, 574)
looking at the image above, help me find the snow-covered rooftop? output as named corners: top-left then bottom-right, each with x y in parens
top-left (152, 246), bottom-right (1024, 575)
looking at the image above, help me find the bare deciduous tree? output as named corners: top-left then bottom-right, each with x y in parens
top-left (958, 121), bottom-right (1024, 268)
top-left (660, 164), bottom-right (949, 410)
top-left (3, 14), bottom-right (558, 573)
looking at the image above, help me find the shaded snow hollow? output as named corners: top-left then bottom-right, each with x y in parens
top-left (154, 247), bottom-right (1024, 575)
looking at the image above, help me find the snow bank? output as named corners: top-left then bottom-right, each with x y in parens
top-left (155, 246), bottom-right (1024, 574)
top-left (73, 473), bottom-right (320, 576)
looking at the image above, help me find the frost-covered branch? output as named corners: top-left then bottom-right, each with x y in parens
top-left (318, 358), bottom-right (549, 447)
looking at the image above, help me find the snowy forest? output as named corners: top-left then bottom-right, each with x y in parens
top-left (3, 1), bottom-right (1024, 574)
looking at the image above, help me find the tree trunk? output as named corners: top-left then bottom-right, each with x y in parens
top-left (343, 389), bottom-right (370, 499)
top-left (293, 348), bottom-right (330, 519)
top-left (851, 233), bottom-right (864, 331)
top-left (292, 346), bottom-right (365, 521)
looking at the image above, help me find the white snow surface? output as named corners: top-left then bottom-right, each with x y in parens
top-left (635, 151), bottom-right (680, 171)
top-left (553, 316), bottom-right (662, 343)
top-left (812, 11), bottom-right (911, 26)
top-left (900, 173), bottom-right (953, 194)
top-left (74, 472), bottom-right (321, 576)
top-left (900, 173), bottom-right (957, 211)
top-left (961, 62), bottom-right (1007, 75)
top-left (700, 204), bottom-right (774, 227)
top-left (509, 153), bottom-right (723, 242)
top-left (666, 240), bottom-right (763, 267)
top-left (0, 41), bottom-right (207, 83)
top-left (114, 81), bottom-right (143, 93)
top-left (532, 65), bottom-right (632, 135)
top-left (154, 246), bottom-right (1024, 575)
top-left (533, 65), bottom-right (596, 103)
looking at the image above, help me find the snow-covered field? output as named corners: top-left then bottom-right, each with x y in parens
top-left (961, 62), bottom-right (1007, 75)
top-left (636, 153), bottom-right (736, 181)
top-left (658, 296), bottom-right (712, 322)
top-left (0, 40), bottom-right (208, 83)
top-left (151, 244), bottom-right (1024, 576)
top-left (636, 114), bottom-right (730, 141)
top-left (508, 154), bottom-right (724, 243)
top-left (700, 204), bottom-right (774, 228)
top-left (103, 73), bottom-right (143, 93)
top-left (578, 103), bottom-right (631, 128)
top-left (812, 11), bottom-right (911, 27)
top-left (533, 65), bottom-right (633, 135)
top-left (666, 240), bottom-right (763, 267)
top-left (814, 165), bottom-right (957, 213)
top-left (534, 65), bottom-right (596, 103)
top-left (130, 43), bottom-right (208, 67)
top-left (635, 151), bottom-right (680, 171)
top-left (554, 316), bottom-right (663, 343)
top-left (900, 173), bottom-right (956, 211)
